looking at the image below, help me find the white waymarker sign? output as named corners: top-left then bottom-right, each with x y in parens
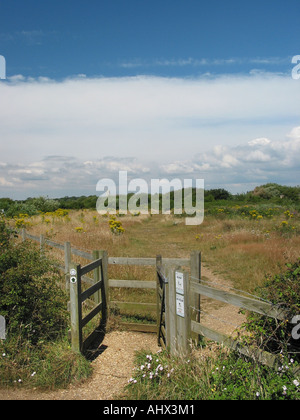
top-left (176, 294), bottom-right (185, 318)
top-left (175, 271), bottom-right (184, 295)
top-left (70, 268), bottom-right (77, 284)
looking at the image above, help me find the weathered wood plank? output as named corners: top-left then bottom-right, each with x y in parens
top-left (80, 281), bottom-right (102, 303)
top-left (71, 247), bottom-right (93, 260)
top-left (108, 256), bottom-right (190, 266)
top-left (110, 301), bottom-right (156, 311)
top-left (109, 257), bottom-right (156, 266)
top-left (120, 322), bottom-right (157, 333)
top-left (69, 263), bottom-right (82, 353)
top-left (109, 279), bottom-right (156, 289)
top-left (80, 258), bottom-right (102, 276)
top-left (81, 303), bottom-right (102, 328)
top-left (175, 270), bottom-right (190, 356)
top-left (190, 281), bottom-right (288, 321)
top-left (99, 250), bottom-right (109, 323)
top-left (191, 321), bottom-right (279, 369)
top-left (167, 267), bottom-right (177, 354)
top-left (44, 238), bottom-right (64, 250)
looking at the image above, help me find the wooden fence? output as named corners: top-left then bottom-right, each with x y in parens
top-left (20, 229), bottom-right (200, 348)
top-left (20, 229), bottom-right (299, 374)
top-left (161, 265), bottom-right (299, 376)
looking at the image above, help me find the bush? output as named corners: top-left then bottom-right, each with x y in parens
top-left (0, 218), bottom-right (68, 344)
top-left (243, 260), bottom-right (300, 356)
top-left (0, 217), bottom-right (91, 389)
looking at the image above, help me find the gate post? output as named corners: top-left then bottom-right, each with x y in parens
top-left (64, 241), bottom-right (71, 292)
top-left (190, 251), bottom-right (201, 323)
top-left (168, 267), bottom-right (191, 356)
top-left (156, 255), bottom-right (162, 346)
top-left (92, 250), bottom-right (101, 305)
top-left (99, 250), bottom-right (109, 325)
top-left (69, 263), bottom-right (82, 353)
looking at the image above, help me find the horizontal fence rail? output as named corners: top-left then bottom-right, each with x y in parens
top-left (190, 281), bottom-right (289, 321)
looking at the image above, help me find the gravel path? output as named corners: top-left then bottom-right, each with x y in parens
top-left (0, 331), bottom-right (159, 400)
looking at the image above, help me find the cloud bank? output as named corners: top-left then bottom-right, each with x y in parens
top-left (0, 72), bottom-right (299, 198)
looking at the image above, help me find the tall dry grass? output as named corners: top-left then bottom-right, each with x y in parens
top-left (17, 207), bottom-right (300, 293)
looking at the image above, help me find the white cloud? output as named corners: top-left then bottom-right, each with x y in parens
top-left (0, 177), bottom-right (13, 187)
top-left (248, 138), bottom-right (271, 146)
top-left (0, 72), bottom-right (299, 197)
top-left (160, 127), bottom-right (300, 189)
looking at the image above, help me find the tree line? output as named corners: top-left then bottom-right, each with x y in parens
top-left (0, 183), bottom-right (299, 217)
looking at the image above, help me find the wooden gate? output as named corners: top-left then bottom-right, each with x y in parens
top-left (69, 250), bottom-right (108, 353)
top-left (156, 256), bottom-right (168, 348)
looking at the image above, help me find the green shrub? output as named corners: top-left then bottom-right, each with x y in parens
top-left (0, 217), bottom-right (91, 389)
top-left (0, 218), bottom-right (68, 344)
top-left (242, 260), bottom-right (300, 356)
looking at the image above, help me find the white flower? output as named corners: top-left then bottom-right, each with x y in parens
top-left (2, 353), bottom-right (5, 357)
top-left (293, 380), bottom-right (299, 387)
top-left (256, 392), bottom-right (260, 397)
top-left (31, 372), bottom-right (36, 377)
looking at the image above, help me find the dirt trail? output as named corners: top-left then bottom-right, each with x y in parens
top-left (199, 265), bottom-right (246, 336)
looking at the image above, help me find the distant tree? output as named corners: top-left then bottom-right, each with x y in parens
top-left (207, 188), bottom-right (231, 200)
top-left (0, 198), bottom-right (14, 212)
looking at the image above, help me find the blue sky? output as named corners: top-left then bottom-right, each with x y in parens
top-left (0, 0), bottom-right (300, 199)
top-left (1, 0), bottom-right (299, 79)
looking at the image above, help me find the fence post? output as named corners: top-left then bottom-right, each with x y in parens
top-left (190, 251), bottom-right (201, 323)
top-left (40, 234), bottom-right (45, 253)
top-left (21, 228), bottom-right (26, 242)
top-left (170, 268), bottom-right (191, 356)
top-left (167, 266), bottom-right (177, 354)
top-left (64, 241), bottom-right (71, 292)
top-left (99, 250), bottom-right (108, 324)
top-left (156, 255), bottom-right (162, 345)
top-left (69, 263), bottom-right (82, 353)
top-left (92, 250), bottom-right (101, 305)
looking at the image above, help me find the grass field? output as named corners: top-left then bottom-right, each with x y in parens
top-left (13, 201), bottom-right (300, 294)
